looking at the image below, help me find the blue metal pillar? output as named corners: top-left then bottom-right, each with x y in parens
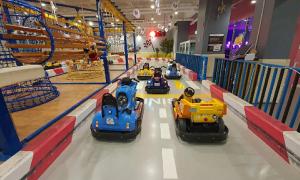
top-left (123, 21), bottom-right (129, 70)
top-left (96, 0), bottom-right (110, 83)
top-left (0, 91), bottom-right (22, 160)
top-left (133, 32), bottom-right (137, 65)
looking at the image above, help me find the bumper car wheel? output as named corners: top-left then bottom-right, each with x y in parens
top-left (178, 119), bottom-right (187, 132)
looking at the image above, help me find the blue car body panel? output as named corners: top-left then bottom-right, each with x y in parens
top-left (91, 79), bottom-right (143, 136)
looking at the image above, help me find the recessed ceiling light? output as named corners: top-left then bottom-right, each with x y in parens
top-left (151, 17), bottom-right (154, 21)
top-left (153, 21), bottom-right (156, 23)
top-left (174, 11), bottom-right (178, 15)
top-left (138, 26), bottom-right (141, 29)
top-left (151, 5), bottom-right (155, 9)
top-left (251, 0), bottom-right (256, 4)
top-left (116, 19), bottom-right (119, 22)
top-left (88, 21), bottom-right (94, 26)
top-left (41, 2), bottom-right (46, 7)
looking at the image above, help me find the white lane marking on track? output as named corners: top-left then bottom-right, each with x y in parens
top-left (159, 108), bottom-right (167, 118)
top-left (162, 148), bottom-right (178, 179)
top-left (160, 123), bottom-right (171, 139)
top-left (137, 81), bottom-right (145, 90)
top-left (186, 80), bottom-right (200, 89)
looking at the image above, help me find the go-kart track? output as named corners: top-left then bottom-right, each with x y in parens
top-left (36, 60), bottom-right (300, 180)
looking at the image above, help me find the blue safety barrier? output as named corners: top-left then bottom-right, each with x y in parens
top-left (175, 53), bottom-right (208, 80)
top-left (213, 58), bottom-right (300, 132)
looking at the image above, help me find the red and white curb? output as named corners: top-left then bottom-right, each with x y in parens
top-left (0, 63), bottom-right (141, 180)
top-left (202, 80), bottom-right (300, 169)
top-left (46, 67), bottom-right (68, 77)
top-left (177, 64), bottom-right (197, 81)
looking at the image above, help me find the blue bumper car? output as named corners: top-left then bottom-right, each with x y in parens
top-left (145, 67), bottom-right (170, 94)
top-left (165, 61), bottom-right (182, 79)
top-left (90, 77), bottom-right (144, 140)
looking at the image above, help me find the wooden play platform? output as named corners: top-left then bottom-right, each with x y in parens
top-left (11, 70), bottom-right (124, 140)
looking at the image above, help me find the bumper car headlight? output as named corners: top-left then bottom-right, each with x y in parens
top-left (106, 118), bottom-right (115, 125)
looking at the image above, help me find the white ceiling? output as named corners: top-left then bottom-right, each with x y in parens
top-left (112, 0), bottom-right (198, 29)
top-left (29, 0), bottom-right (199, 32)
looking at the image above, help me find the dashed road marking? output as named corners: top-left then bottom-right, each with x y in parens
top-left (186, 80), bottom-right (200, 89)
top-left (159, 108), bottom-right (167, 118)
top-left (162, 148), bottom-right (178, 179)
top-left (160, 123), bottom-right (171, 139)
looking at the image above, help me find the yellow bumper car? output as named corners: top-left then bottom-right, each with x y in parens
top-left (172, 87), bottom-right (228, 142)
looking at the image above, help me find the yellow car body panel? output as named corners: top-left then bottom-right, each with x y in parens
top-left (137, 69), bottom-right (154, 77)
top-left (173, 98), bottom-right (226, 123)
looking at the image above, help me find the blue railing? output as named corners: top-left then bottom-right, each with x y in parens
top-left (175, 53), bottom-right (208, 80)
top-left (213, 58), bottom-right (300, 132)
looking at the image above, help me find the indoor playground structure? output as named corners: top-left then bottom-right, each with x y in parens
top-left (0, 0), bottom-right (300, 180)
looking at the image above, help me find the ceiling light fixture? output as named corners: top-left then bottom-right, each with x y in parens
top-left (137, 35), bottom-right (142, 41)
top-left (174, 11), bottom-right (178, 15)
top-left (251, 0), bottom-right (256, 4)
top-left (41, 2), bottom-right (46, 7)
top-left (88, 21), bottom-right (94, 26)
top-left (151, 17), bottom-right (154, 21)
top-left (151, 5), bottom-right (155, 9)
top-left (150, 31), bottom-right (156, 37)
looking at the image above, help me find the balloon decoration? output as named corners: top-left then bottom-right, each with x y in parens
top-left (133, 9), bottom-right (141, 19)
top-left (144, 39), bottom-right (152, 48)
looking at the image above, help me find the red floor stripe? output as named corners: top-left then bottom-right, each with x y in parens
top-left (245, 106), bottom-right (293, 162)
top-left (245, 106), bottom-right (293, 145)
top-left (210, 85), bottom-right (227, 101)
top-left (23, 116), bottom-right (76, 176)
top-left (27, 135), bottom-right (72, 180)
top-left (247, 121), bottom-right (290, 162)
top-left (189, 71), bottom-right (197, 81)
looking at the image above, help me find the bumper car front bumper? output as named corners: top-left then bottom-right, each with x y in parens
top-left (145, 86), bottom-right (170, 94)
top-left (90, 122), bottom-right (141, 141)
top-left (175, 121), bottom-right (228, 143)
top-left (137, 75), bottom-right (152, 80)
top-left (165, 74), bottom-right (182, 79)
top-left (90, 97), bottom-right (144, 141)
